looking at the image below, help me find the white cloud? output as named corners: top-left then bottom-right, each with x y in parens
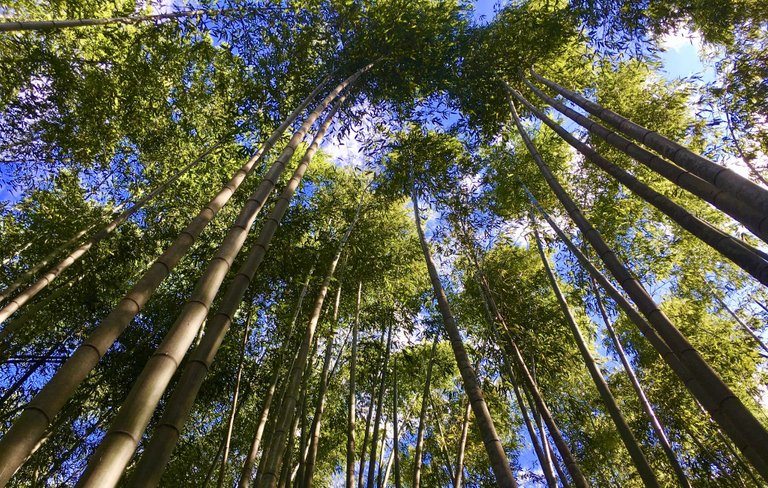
top-left (659, 27), bottom-right (703, 52)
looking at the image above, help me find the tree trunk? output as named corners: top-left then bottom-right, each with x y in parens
top-left (366, 320), bottom-right (392, 488)
top-left (523, 78), bottom-right (768, 244)
top-left (413, 336), bottom-right (438, 488)
top-left (302, 285), bottom-right (342, 488)
top-left (411, 185), bottom-right (517, 488)
top-left (0, 71), bottom-right (344, 485)
top-left (0, 141), bottom-right (225, 322)
top-left (508, 85), bottom-right (768, 288)
top-left (83, 90), bottom-right (350, 488)
top-left (453, 399), bottom-right (471, 488)
top-left (347, 281), bottom-right (362, 488)
top-left (533, 225), bottom-right (660, 488)
top-left (508, 95), bottom-right (768, 481)
top-left (257, 188), bottom-right (367, 488)
top-left (591, 281), bottom-right (691, 488)
top-left (529, 69), bottom-right (768, 215)
top-left (358, 368), bottom-right (380, 488)
top-left (0, 8), bottom-right (232, 32)
top-left (239, 268), bottom-right (315, 488)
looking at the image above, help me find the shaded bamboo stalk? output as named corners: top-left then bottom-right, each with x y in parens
top-left (508, 85), bottom-right (768, 288)
top-left (238, 267), bottom-right (315, 488)
top-left (533, 224), bottom-right (660, 488)
top-left (346, 281), bottom-right (362, 488)
top-left (507, 94), bottom-right (768, 480)
top-left (366, 320), bottom-right (392, 488)
top-left (216, 307), bottom-right (255, 488)
top-left (257, 187), bottom-right (366, 488)
top-left (530, 69), bottom-right (768, 214)
top-left (591, 281), bottom-right (691, 488)
top-left (0, 8), bottom-right (231, 32)
top-left (411, 184), bottom-right (517, 487)
top-left (524, 78), bottom-right (768, 244)
top-left (412, 336), bottom-right (438, 488)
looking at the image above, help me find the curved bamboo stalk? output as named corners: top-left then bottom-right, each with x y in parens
top-left (530, 69), bottom-right (768, 214)
top-left (86, 93), bottom-right (350, 488)
top-left (411, 185), bottom-right (517, 488)
top-left (508, 94), bottom-right (768, 480)
top-left (508, 86), bottom-right (768, 288)
top-left (0, 75), bottom-right (333, 486)
top-left (523, 78), bottom-right (768, 244)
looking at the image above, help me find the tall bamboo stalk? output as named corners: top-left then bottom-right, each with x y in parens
top-left (529, 69), bottom-right (768, 215)
top-left (238, 268), bottom-right (315, 488)
top-left (453, 398), bottom-right (471, 488)
top-left (0, 142), bottom-right (225, 322)
top-left (412, 336), bottom-right (438, 488)
top-left (257, 189), bottom-right (366, 488)
top-left (591, 281), bottom-right (692, 488)
top-left (411, 184), bottom-right (517, 487)
top-left (523, 78), bottom-right (768, 244)
top-left (533, 224), bottom-right (660, 488)
top-left (507, 86), bottom-right (768, 287)
top-left (366, 320), bottom-right (392, 488)
top-left (301, 285), bottom-right (342, 488)
top-left (508, 95), bottom-right (768, 480)
top-left (0, 8), bottom-right (236, 32)
top-left (78, 91), bottom-right (349, 488)
top-left (0, 73), bottom-right (338, 485)
top-left (347, 281), bottom-right (362, 488)
top-left (216, 308), bottom-right (254, 488)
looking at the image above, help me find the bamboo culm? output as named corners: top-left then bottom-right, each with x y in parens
top-left (412, 184), bottom-right (518, 488)
top-left (523, 78), bottom-right (768, 244)
top-left (508, 94), bottom-right (768, 480)
top-left (412, 335), bottom-right (438, 488)
top-left (119, 96), bottom-right (349, 488)
top-left (257, 188), bottom-right (366, 488)
top-left (346, 281), bottom-right (362, 488)
top-left (533, 224), bottom-right (660, 488)
top-left (530, 69), bottom-right (768, 215)
top-left (507, 86), bottom-right (768, 288)
top-left (366, 320), bottom-right (392, 488)
top-left (238, 268), bottom-right (315, 488)
top-left (0, 73), bottom-right (335, 486)
top-left (591, 281), bottom-right (692, 488)
top-left (0, 142), bottom-right (225, 323)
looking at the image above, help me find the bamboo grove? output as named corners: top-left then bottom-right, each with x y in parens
top-left (1, 0), bottom-right (767, 486)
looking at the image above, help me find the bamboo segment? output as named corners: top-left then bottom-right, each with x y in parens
top-left (530, 70), bottom-right (768, 215)
top-left (524, 78), bottom-right (768, 244)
